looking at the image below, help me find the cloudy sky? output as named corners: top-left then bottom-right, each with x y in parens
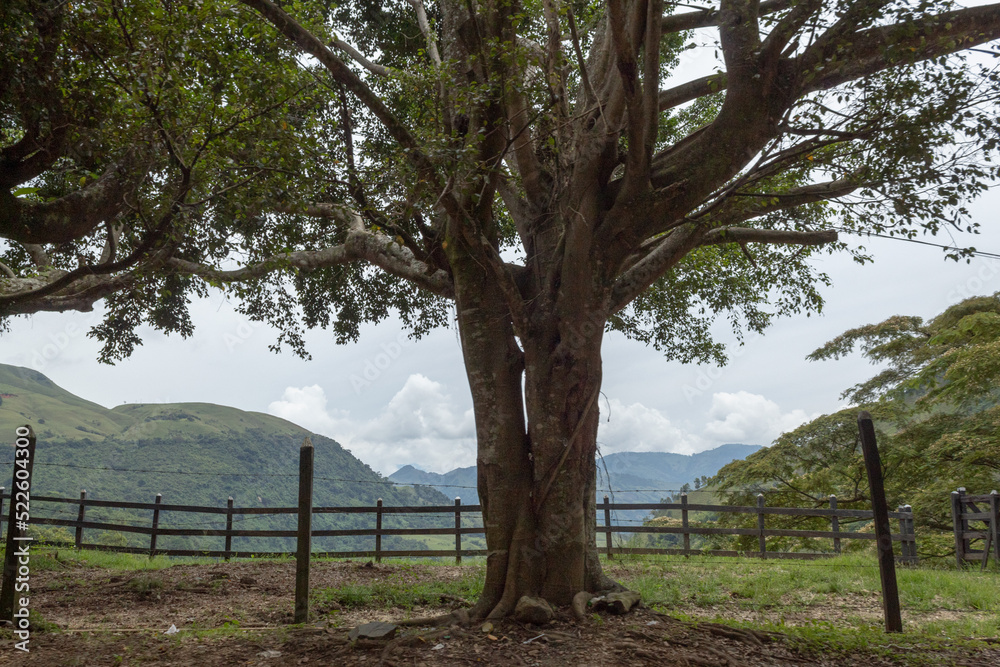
top-left (3, 197), bottom-right (999, 476)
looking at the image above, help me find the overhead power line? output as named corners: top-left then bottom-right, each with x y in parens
top-left (834, 228), bottom-right (1000, 261)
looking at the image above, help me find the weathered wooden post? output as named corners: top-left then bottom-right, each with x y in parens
top-left (952, 489), bottom-right (966, 568)
top-left (0, 487), bottom-right (5, 533)
top-left (896, 505), bottom-right (907, 562)
top-left (294, 438), bottom-right (313, 624)
top-left (904, 504), bottom-right (917, 563)
top-left (988, 491), bottom-right (999, 570)
top-left (603, 495), bottom-right (613, 559)
top-left (75, 490), bottom-right (87, 550)
top-left (148, 493), bottom-right (162, 559)
top-left (375, 499), bottom-right (383, 564)
top-left (681, 493), bottom-right (690, 555)
top-left (454, 497), bottom-right (462, 565)
top-left (225, 496), bottom-right (234, 562)
top-left (757, 494), bottom-right (767, 559)
top-left (1, 425), bottom-right (36, 622)
top-left (830, 495), bottom-right (841, 555)
top-left (857, 411), bottom-right (902, 633)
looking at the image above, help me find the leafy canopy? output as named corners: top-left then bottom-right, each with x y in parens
top-left (0, 0), bottom-right (999, 368)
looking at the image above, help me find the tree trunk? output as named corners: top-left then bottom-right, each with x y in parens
top-left (452, 251), bottom-right (617, 617)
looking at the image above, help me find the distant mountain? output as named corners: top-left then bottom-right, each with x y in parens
top-left (0, 363), bottom-right (452, 552)
top-left (597, 445), bottom-right (764, 499)
top-left (389, 465), bottom-right (477, 503)
top-left (389, 444), bottom-right (764, 508)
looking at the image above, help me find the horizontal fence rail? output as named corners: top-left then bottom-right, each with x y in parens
top-left (601, 495), bottom-right (917, 562)
top-left (0, 488), bottom-right (918, 564)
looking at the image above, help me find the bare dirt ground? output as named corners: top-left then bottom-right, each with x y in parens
top-left (1, 559), bottom-right (997, 666)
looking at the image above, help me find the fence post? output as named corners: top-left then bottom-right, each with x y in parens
top-left (952, 489), bottom-right (965, 568)
top-left (904, 504), bottom-right (917, 563)
top-left (681, 493), bottom-right (690, 555)
top-left (76, 490), bottom-right (87, 550)
top-left (603, 496), bottom-right (613, 559)
top-left (990, 491), bottom-right (999, 569)
top-left (896, 505), bottom-right (908, 563)
top-left (294, 438), bottom-right (314, 624)
top-left (454, 497), bottom-right (462, 565)
top-left (857, 411), bottom-right (902, 633)
top-left (225, 496), bottom-right (234, 562)
top-left (0, 487), bottom-right (4, 533)
top-left (375, 499), bottom-right (383, 564)
top-left (830, 495), bottom-right (841, 555)
top-left (756, 494), bottom-right (767, 558)
top-left (149, 493), bottom-right (162, 559)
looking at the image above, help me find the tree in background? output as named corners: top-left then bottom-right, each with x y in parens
top-left (3, 0), bottom-right (1000, 615)
top-left (715, 293), bottom-right (1000, 557)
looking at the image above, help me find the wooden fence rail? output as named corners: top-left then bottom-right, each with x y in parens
top-left (0, 489), bottom-right (917, 564)
top-left (951, 487), bottom-right (999, 569)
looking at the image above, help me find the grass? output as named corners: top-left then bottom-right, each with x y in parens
top-left (612, 551), bottom-right (1000, 657)
top-left (313, 561), bottom-right (485, 612)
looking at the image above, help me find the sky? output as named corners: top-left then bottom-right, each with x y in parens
top-left (2, 198), bottom-right (999, 476)
top-left (3, 10), bottom-right (1000, 477)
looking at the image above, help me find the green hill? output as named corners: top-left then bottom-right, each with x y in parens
top-left (0, 363), bottom-right (455, 554)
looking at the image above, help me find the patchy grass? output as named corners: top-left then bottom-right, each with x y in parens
top-left (611, 551), bottom-right (1000, 648)
top-left (313, 563), bottom-right (485, 611)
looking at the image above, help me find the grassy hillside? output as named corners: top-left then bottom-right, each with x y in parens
top-left (0, 364), bottom-right (453, 554)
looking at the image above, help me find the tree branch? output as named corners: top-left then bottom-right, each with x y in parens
top-left (0, 154), bottom-right (141, 245)
top-left (330, 36), bottom-right (390, 76)
top-left (168, 218), bottom-right (455, 299)
top-left (407, 0), bottom-right (442, 67)
top-left (658, 72), bottom-right (727, 111)
top-left (699, 227), bottom-right (837, 247)
top-left (661, 0), bottom-right (792, 35)
top-left (610, 223), bottom-right (703, 314)
top-left (800, 4), bottom-right (1000, 95)
top-left (238, 0), bottom-right (461, 220)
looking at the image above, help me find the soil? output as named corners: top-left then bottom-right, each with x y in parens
top-left (1, 558), bottom-right (997, 666)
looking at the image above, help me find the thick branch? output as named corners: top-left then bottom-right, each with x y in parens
top-left (170, 206), bottom-right (454, 299)
top-left (407, 0), bottom-right (442, 67)
top-left (610, 224), bottom-right (702, 313)
top-left (658, 73), bottom-right (727, 110)
top-left (699, 227), bottom-right (837, 247)
top-left (800, 4), bottom-right (1000, 94)
top-left (0, 157), bottom-right (137, 245)
top-left (698, 177), bottom-right (862, 227)
top-left (330, 37), bottom-right (390, 76)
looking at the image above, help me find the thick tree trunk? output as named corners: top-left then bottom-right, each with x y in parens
top-left (452, 252), bottom-right (617, 617)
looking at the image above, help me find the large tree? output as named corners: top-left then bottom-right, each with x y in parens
top-left (3, 0), bottom-right (1000, 617)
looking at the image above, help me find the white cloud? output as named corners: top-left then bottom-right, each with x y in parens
top-left (267, 375), bottom-right (476, 475)
top-left (703, 391), bottom-right (817, 445)
top-left (268, 378), bottom-right (817, 476)
top-left (597, 399), bottom-right (706, 455)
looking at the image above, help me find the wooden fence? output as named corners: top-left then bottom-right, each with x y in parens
top-left (951, 487), bottom-right (999, 569)
top-left (0, 488), bottom-right (917, 563)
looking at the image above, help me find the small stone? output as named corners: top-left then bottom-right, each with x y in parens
top-left (257, 649), bottom-right (282, 658)
top-left (514, 596), bottom-right (554, 625)
top-left (480, 621), bottom-right (494, 634)
top-left (348, 621), bottom-right (398, 641)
